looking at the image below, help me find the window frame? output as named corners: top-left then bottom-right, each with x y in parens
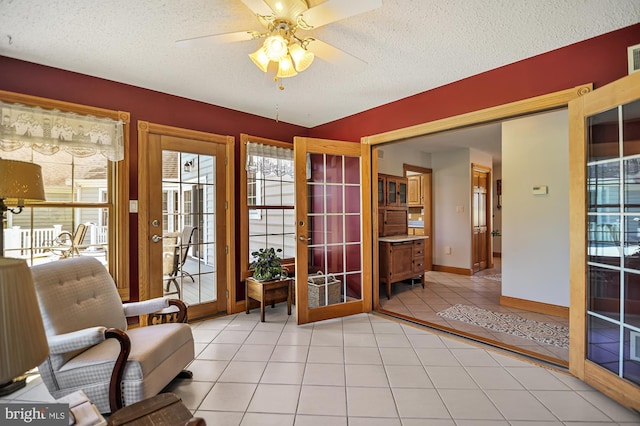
top-left (0, 89), bottom-right (131, 299)
top-left (239, 134), bottom-right (295, 282)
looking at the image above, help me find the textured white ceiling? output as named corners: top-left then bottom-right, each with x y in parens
top-left (0, 0), bottom-right (638, 129)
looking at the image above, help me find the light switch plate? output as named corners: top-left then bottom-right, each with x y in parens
top-left (129, 200), bottom-right (138, 213)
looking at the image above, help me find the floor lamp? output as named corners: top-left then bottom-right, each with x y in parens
top-left (0, 159), bottom-right (46, 257)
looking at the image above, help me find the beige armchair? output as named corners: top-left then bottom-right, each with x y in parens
top-left (30, 257), bottom-right (195, 414)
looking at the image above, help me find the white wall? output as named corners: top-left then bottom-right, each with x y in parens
top-left (432, 149), bottom-right (471, 268)
top-left (502, 109), bottom-right (569, 307)
top-left (377, 144), bottom-right (431, 175)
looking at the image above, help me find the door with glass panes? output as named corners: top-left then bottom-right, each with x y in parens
top-left (294, 137), bottom-right (372, 324)
top-left (569, 70), bottom-right (640, 410)
top-left (140, 122), bottom-right (233, 321)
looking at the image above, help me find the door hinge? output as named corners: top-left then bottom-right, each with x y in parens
top-left (225, 157), bottom-right (228, 166)
top-left (225, 200), bottom-right (228, 209)
top-left (226, 289), bottom-right (229, 299)
top-left (225, 245), bottom-right (229, 255)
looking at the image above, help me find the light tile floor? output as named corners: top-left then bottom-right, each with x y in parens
top-left (4, 305), bottom-right (639, 425)
top-left (380, 259), bottom-right (571, 363)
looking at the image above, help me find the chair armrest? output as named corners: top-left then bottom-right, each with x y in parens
top-left (124, 298), bottom-right (188, 323)
top-left (123, 297), bottom-right (170, 317)
top-left (47, 326), bottom-right (108, 354)
top-left (105, 328), bottom-right (131, 414)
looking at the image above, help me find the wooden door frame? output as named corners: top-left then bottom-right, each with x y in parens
top-left (138, 121), bottom-right (235, 319)
top-left (471, 163), bottom-right (492, 271)
top-left (403, 163), bottom-right (433, 271)
top-left (364, 83), bottom-right (592, 312)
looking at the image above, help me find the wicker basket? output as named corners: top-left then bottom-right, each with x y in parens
top-left (308, 272), bottom-right (342, 308)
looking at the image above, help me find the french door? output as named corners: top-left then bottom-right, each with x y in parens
top-left (294, 137), bottom-right (372, 324)
top-left (569, 70), bottom-right (640, 410)
top-left (138, 122), bottom-right (234, 321)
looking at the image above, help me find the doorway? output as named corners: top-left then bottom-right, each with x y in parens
top-left (368, 85), bottom-right (591, 368)
top-left (472, 165), bottom-right (491, 273)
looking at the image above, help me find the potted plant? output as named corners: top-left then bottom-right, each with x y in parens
top-left (250, 247), bottom-right (285, 281)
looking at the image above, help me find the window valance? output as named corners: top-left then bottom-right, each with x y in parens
top-left (246, 141), bottom-right (294, 177)
top-left (0, 101), bottom-right (124, 161)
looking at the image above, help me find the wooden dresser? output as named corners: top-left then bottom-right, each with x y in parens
top-left (379, 235), bottom-right (427, 299)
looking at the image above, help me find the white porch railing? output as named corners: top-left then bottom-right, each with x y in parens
top-left (3, 224), bottom-right (108, 257)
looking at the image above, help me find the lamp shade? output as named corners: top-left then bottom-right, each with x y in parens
top-left (0, 159), bottom-right (45, 204)
top-left (0, 258), bottom-right (49, 384)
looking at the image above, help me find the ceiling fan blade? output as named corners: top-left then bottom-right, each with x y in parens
top-left (299, 0), bottom-right (382, 29)
top-left (307, 38), bottom-right (367, 71)
top-left (240, 0), bottom-right (274, 17)
top-left (176, 31), bottom-right (260, 48)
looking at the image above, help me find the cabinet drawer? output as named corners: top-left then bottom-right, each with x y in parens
top-left (413, 259), bottom-right (425, 273)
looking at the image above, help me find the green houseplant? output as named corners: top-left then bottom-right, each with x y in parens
top-left (250, 248), bottom-right (284, 281)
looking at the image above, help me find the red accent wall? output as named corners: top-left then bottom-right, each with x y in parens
top-left (309, 23), bottom-right (640, 142)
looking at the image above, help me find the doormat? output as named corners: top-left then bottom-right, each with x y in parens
top-left (437, 304), bottom-right (568, 348)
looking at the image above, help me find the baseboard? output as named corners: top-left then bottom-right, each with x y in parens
top-left (432, 265), bottom-right (473, 275)
top-left (500, 295), bottom-right (569, 319)
top-left (493, 252), bottom-right (502, 258)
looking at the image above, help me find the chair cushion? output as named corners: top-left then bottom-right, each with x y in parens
top-left (57, 323), bottom-right (193, 383)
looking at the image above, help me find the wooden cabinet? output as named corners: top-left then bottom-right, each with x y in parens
top-left (407, 175), bottom-right (422, 206)
top-left (378, 174), bottom-right (407, 207)
top-left (378, 174), bottom-right (409, 236)
top-left (379, 209), bottom-right (408, 237)
top-left (379, 237), bottom-right (426, 299)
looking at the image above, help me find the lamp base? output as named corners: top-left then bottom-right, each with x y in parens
top-left (0, 376), bottom-right (27, 396)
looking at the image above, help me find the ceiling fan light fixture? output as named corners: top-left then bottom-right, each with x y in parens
top-left (288, 42), bottom-right (314, 72)
top-left (263, 34), bottom-right (288, 61)
top-left (276, 55), bottom-right (298, 78)
top-left (249, 47), bottom-right (270, 72)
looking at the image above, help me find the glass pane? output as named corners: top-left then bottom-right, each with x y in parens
top-left (588, 107), bottom-right (619, 162)
top-left (346, 243), bottom-right (361, 272)
top-left (308, 215), bottom-right (325, 246)
top-left (344, 156), bottom-right (360, 184)
top-left (587, 315), bottom-right (620, 376)
top-left (309, 153), bottom-right (324, 183)
top-left (326, 245), bottom-right (344, 273)
top-left (345, 215), bottom-right (361, 243)
top-left (325, 155), bottom-right (343, 183)
top-left (388, 180), bottom-right (397, 204)
top-left (622, 99), bottom-right (640, 157)
top-left (588, 265), bottom-right (620, 320)
top-left (326, 216), bottom-right (344, 244)
top-left (308, 184), bottom-right (325, 214)
top-left (588, 162), bottom-right (619, 213)
top-left (624, 272), bottom-right (640, 328)
top-left (587, 215), bottom-right (621, 266)
top-left (326, 185), bottom-right (344, 214)
top-left (624, 215), bottom-right (640, 270)
top-left (345, 273), bottom-right (362, 300)
top-left (345, 186), bottom-right (361, 214)
top-left (162, 150), bottom-right (217, 305)
top-left (624, 158), bottom-right (640, 212)
top-left (623, 327), bottom-right (640, 386)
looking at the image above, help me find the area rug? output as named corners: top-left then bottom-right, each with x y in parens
top-left (480, 273), bottom-right (501, 282)
top-left (437, 304), bottom-right (569, 348)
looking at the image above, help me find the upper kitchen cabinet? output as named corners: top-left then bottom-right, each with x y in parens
top-left (407, 175), bottom-right (422, 206)
top-left (379, 173), bottom-right (407, 208)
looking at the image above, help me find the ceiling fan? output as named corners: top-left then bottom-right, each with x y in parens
top-left (176, 0), bottom-right (382, 86)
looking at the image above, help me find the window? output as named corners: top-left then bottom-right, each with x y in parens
top-left (0, 91), bottom-right (130, 296)
top-left (240, 134), bottom-right (295, 282)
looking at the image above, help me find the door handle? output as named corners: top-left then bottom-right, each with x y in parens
top-left (151, 234), bottom-right (163, 243)
top-left (298, 236), bottom-right (311, 242)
